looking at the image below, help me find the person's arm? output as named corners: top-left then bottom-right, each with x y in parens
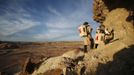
top-left (88, 25), bottom-right (93, 33)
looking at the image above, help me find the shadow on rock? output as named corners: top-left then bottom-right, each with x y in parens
top-left (96, 45), bottom-right (134, 75)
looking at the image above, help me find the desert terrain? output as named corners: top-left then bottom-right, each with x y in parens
top-left (0, 41), bottom-right (83, 74)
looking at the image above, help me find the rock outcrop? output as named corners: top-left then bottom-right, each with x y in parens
top-left (31, 49), bottom-right (85, 75)
top-left (83, 0), bottom-right (134, 75)
top-left (93, 0), bottom-right (134, 45)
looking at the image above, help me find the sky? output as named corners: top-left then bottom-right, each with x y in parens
top-left (0, 0), bottom-right (99, 42)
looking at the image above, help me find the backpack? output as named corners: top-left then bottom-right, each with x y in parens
top-left (78, 25), bottom-right (88, 37)
top-left (96, 35), bottom-right (98, 40)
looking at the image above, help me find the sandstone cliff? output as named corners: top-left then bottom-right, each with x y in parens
top-left (93, 0), bottom-right (134, 45)
top-left (83, 0), bottom-right (134, 75)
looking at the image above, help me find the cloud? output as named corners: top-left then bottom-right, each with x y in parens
top-left (0, 3), bottom-right (41, 36)
top-left (0, 0), bottom-right (98, 41)
top-left (33, 19), bottom-right (76, 41)
top-left (33, 33), bottom-right (63, 40)
top-left (0, 18), bottom-right (40, 36)
top-left (33, 30), bottom-right (80, 41)
top-left (32, 0), bottom-right (94, 41)
top-left (47, 6), bottom-right (62, 17)
top-left (45, 19), bottom-right (75, 29)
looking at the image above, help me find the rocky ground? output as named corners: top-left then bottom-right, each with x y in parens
top-left (29, 39), bottom-right (134, 75)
